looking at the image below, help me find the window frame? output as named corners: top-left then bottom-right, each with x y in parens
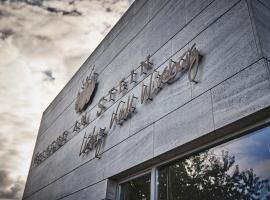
top-left (116, 168), bottom-right (153, 200)
top-left (117, 118), bottom-right (270, 200)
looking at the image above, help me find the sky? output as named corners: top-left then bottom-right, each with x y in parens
top-left (0, 0), bottom-right (129, 199)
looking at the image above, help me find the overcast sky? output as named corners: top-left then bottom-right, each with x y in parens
top-left (0, 0), bottom-right (128, 199)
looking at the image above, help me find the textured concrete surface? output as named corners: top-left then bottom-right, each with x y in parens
top-left (23, 0), bottom-right (270, 199)
top-left (212, 58), bottom-right (270, 129)
top-left (248, 0), bottom-right (270, 59)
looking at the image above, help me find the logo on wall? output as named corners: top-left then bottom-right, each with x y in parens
top-left (75, 67), bottom-right (99, 113)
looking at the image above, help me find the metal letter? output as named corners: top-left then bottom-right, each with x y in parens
top-left (108, 87), bottom-right (117, 101)
top-left (188, 44), bottom-right (200, 83)
top-left (96, 96), bottom-right (107, 116)
top-left (140, 55), bottom-right (153, 75)
top-left (130, 69), bottom-right (137, 84)
top-left (119, 78), bottom-right (128, 94)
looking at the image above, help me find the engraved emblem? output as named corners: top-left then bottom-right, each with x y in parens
top-left (75, 67), bottom-right (98, 113)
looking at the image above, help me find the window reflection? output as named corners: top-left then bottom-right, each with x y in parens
top-left (120, 173), bottom-right (151, 200)
top-left (158, 126), bottom-right (270, 200)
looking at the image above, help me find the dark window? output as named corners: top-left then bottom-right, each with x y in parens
top-left (120, 173), bottom-right (151, 200)
top-left (157, 126), bottom-right (270, 200)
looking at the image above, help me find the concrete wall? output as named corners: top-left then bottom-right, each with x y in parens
top-left (23, 0), bottom-right (270, 199)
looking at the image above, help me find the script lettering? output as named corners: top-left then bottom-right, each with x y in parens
top-left (96, 96), bottom-right (107, 116)
top-left (110, 95), bottom-right (138, 128)
top-left (79, 126), bottom-right (107, 158)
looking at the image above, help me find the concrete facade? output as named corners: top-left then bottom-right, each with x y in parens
top-left (23, 0), bottom-right (270, 199)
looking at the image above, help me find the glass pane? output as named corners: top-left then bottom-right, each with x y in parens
top-left (158, 126), bottom-right (270, 200)
top-left (120, 173), bottom-right (151, 200)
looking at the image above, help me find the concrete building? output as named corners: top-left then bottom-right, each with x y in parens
top-left (23, 0), bottom-right (270, 199)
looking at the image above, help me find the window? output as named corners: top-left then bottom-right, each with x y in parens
top-left (118, 126), bottom-right (270, 200)
top-left (120, 173), bottom-right (151, 200)
top-left (157, 126), bottom-right (270, 200)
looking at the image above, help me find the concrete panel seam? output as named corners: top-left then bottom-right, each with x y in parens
top-left (257, 0), bottom-right (270, 9)
top-left (23, 179), bottom-right (107, 200)
top-left (37, 0), bottom-right (237, 141)
top-left (265, 58), bottom-right (270, 88)
top-left (245, 0), bottom-right (263, 58)
top-left (184, 0), bottom-right (187, 24)
top-left (152, 0), bottom-right (216, 60)
top-left (210, 90), bottom-right (216, 130)
top-left (54, 179), bottom-right (106, 200)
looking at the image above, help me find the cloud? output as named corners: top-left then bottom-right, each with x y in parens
top-left (0, 0), bottom-right (128, 199)
top-left (0, 170), bottom-right (12, 188)
top-left (106, 7), bottom-right (112, 12)
top-left (42, 69), bottom-right (55, 81)
top-left (0, 29), bottom-right (14, 40)
top-left (0, 170), bottom-right (24, 200)
top-left (46, 7), bottom-right (81, 16)
top-left (1, 0), bottom-right (82, 16)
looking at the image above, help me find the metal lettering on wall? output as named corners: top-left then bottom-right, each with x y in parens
top-left (79, 126), bottom-right (107, 158)
top-left (32, 113), bottom-right (89, 167)
top-left (80, 44), bottom-right (200, 158)
top-left (33, 44), bottom-right (201, 167)
top-left (110, 94), bottom-right (138, 128)
top-left (141, 44), bottom-right (199, 104)
top-left (33, 131), bottom-right (69, 167)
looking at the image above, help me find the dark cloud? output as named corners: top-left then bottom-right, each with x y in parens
top-left (19, 0), bottom-right (43, 6)
top-left (0, 9), bottom-right (5, 17)
top-left (0, 170), bottom-right (12, 187)
top-left (7, 149), bottom-right (19, 156)
top-left (1, 0), bottom-right (43, 6)
top-left (0, 170), bottom-right (24, 200)
top-left (45, 6), bottom-right (82, 16)
top-left (1, 0), bottom-right (82, 16)
top-left (0, 29), bottom-right (14, 40)
top-left (34, 35), bottom-right (50, 42)
top-left (42, 70), bottom-right (55, 81)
